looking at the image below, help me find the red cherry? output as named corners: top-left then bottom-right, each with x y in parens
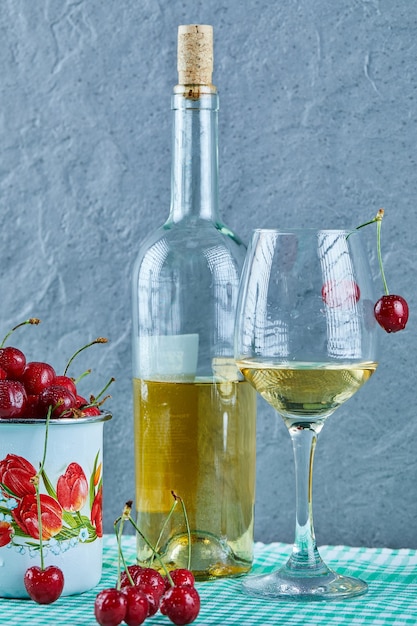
top-left (21, 362), bottom-right (56, 395)
top-left (120, 565), bottom-right (144, 588)
top-left (80, 405), bottom-right (101, 416)
top-left (38, 385), bottom-right (77, 418)
top-left (74, 394), bottom-right (101, 416)
top-left (135, 582), bottom-right (160, 616)
top-left (374, 294), bottom-right (409, 333)
top-left (322, 280), bottom-right (360, 308)
top-left (133, 567), bottom-right (166, 602)
top-left (0, 367), bottom-right (7, 380)
top-left (122, 586), bottom-right (149, 626)
top-left (119, 568), bottom-right (162, 615)
top-left (0, 346), bottom-right (26, 379)
top-left (160, 585), bottom-right (201, 625)
top-left (25, 394), bottom-right (45, 418)
top-left (94, 588), bottom-right (127, 626)
top-left (75, 394), bottom-right (88, 407)
top-left (0, 380), bottom-right (27, 418)
top-left (54, 375), bottom-right (77, 397)
top-left (24, 565), bottom-right (64, 604)
top-left (164, 569), bottom-right (195, 590)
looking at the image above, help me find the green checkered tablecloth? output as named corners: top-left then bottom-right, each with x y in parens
top-left (1, 535), bottom-right (417, 625)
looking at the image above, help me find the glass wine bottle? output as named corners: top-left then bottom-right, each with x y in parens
top-left (131, 24), bottom-right (256, 580)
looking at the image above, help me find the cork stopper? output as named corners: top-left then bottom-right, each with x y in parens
top-left (177, 25), bottom-right (213, 86)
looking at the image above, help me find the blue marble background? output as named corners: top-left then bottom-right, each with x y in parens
top-left (1, 0), bottom-right (416, 547)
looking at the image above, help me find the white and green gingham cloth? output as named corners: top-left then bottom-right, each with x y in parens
top-left (1, 535), bottom-right (417, 625)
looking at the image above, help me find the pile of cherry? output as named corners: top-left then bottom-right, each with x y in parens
top-left (95, 565), bottom-right (200, 626)
top-left (0, 343), bottom-right (101, 419)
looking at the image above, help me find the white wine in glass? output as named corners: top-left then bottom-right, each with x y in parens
top-left (235, 228), bottom-right (378, 600)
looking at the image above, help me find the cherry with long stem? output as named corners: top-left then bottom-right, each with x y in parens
top-left (34, 406), bottom-right (53, 570)
top-left (356, 209), bottom-right (409, 333)
top-left (63, 337), bottom-right (108, 376)
top-left (0, 318), bottom-right (40, 348)
top-left (23, 406), bottom-right (65, 604)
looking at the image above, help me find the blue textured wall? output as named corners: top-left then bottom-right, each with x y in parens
top-left (1, 1), bottom-right (416, 548)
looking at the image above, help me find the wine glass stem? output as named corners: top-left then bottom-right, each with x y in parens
top-left (287, 424), bottom-right (324, 572)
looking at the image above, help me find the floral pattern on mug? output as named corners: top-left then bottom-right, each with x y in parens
top-left (13, 493), bottom-right (63, 540)
top-left (0, 451), bottom-right (102, 554)
top-left (91, 486), bottom-right (103, 538)
top-left (0, 521), bottom-right (13, 547)
top-left (0, 454), bottom-right (36, 498)
top-left (57, 462), bottom-right (88, 512)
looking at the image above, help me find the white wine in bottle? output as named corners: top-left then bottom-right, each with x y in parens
top-left (131, 25), bottom-right (256, 580)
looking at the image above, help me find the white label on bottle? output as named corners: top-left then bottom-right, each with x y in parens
top-left (136, 334), bottom-right (199, 380)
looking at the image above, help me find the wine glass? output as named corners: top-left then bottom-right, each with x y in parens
top-left (235, 228), bottom-right (378, 600)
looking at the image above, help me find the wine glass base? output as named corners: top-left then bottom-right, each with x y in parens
top-left (241, 567), bottom-right (368, 601)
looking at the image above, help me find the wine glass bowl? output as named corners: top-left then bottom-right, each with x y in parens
top-left (235, 229), bottom-right (378, 600)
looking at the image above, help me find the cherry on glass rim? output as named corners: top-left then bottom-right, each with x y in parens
top-left (374, 294), bottom-right (409, 333)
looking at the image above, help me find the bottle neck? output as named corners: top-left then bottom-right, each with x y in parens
top-left (169, 86), bottom-right (220, 223)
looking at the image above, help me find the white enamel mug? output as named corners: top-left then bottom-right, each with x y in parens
top-left (0, 412), bottom-right (111, 598)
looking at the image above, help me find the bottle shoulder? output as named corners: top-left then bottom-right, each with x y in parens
top-left (133, 218), bottom-right (247, 276)
top-left (163, 215), bottom-right (246, 246)
top-left (213, 221), bottom-right (246, 250)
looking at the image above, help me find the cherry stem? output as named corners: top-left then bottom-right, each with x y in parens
top-left (34, 405), bottom-right (53, 570)
top-left (376, 216), bottom-right (389, 295)
top-left (63, 337), bottom-right (108, 376)
top-left (151, 498), bottom-right (178, 566)
top-left (172, 492), bottom-right (191, 571)
top-left (40, 406), bottom-right (53, 471)
top-left (355, 208), bottom-right (389, 295)
top-left (354, 217), bottom-right (380, 231)
top-left (91, 377), bottom-right (115, 404)
top-left (0, 318), bottom-right (40, 349)
top-left (127, 514), bottom-right (174, 586)
top-left (114, 502), bottom-right (132, 591)
top-left (35, 481), bottom-right (44, 570)
top-left (74, 369), bottom-right (91, 385)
